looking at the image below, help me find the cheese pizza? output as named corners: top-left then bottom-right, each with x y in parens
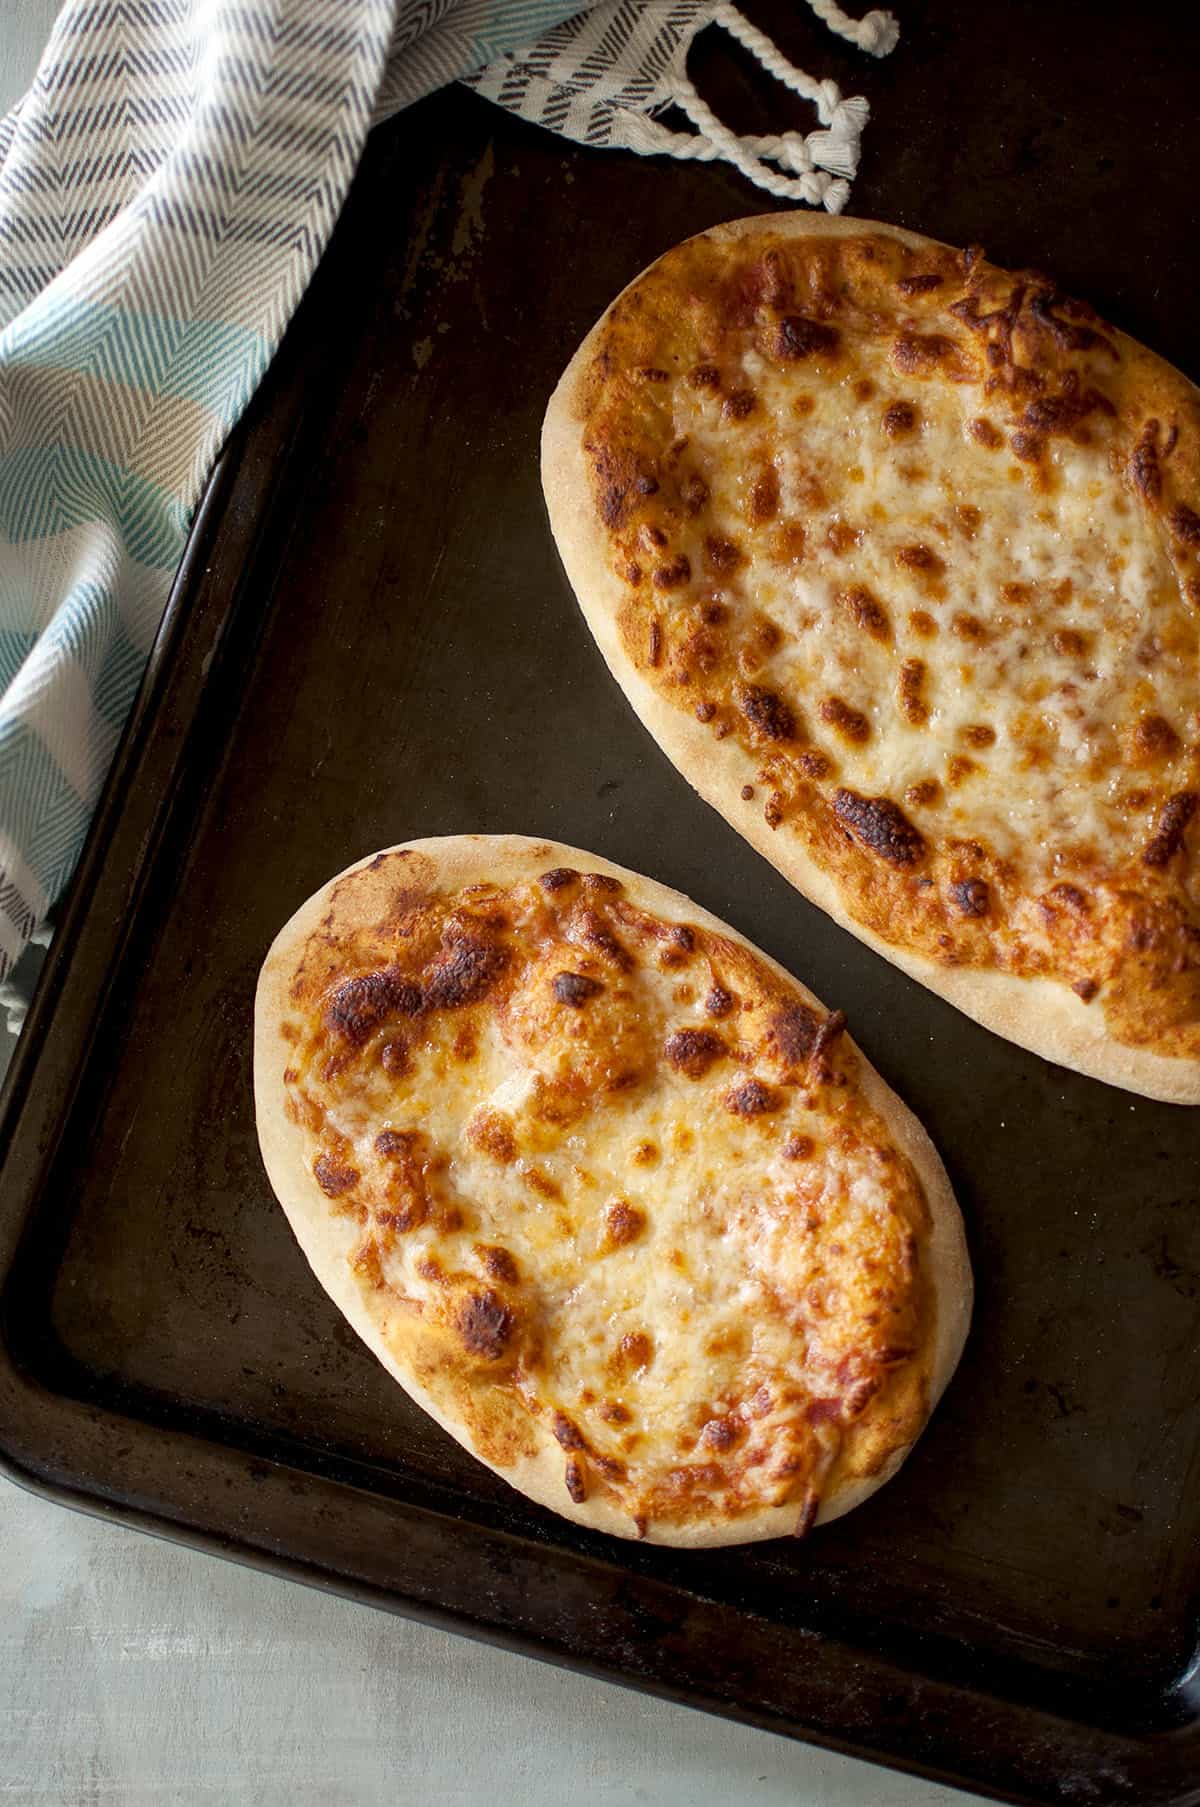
top-left (543, 217), bottom-right (1200, 1102)
top-left (254, 836), bottom-right (970, 1545)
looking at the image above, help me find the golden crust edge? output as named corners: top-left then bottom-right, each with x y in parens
top-left (541, 211), bottom-right (1200, 1107)
top-left (254, 832), bottom-right (972, 1548)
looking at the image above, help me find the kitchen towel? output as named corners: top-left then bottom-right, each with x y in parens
top-left (0, 0), bottom-right (895, 1021)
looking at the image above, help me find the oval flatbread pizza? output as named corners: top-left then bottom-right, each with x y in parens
top-left (254, 835), bottom-right (970, 1546)
top-left (542, 216), bottom-right (1200, 1102)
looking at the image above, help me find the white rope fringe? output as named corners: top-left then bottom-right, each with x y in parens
top-left (807, 0), bottom-right (900, 57)
top-left (467, 0), bottom-right (900, 213)
top-left (656, 0), bottom-right (897, 213)
top-left (665, 78), bottom-right (851, 209)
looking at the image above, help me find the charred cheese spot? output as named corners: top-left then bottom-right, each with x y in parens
top-left (380, 1038), bottom-right (410, 1076)
top-left (897, 271), bottom-right (943, 296)
top-left (798, 749), bottom-right (832, 779)
top-left (325, 969), bottom-right (421, 1043)
top-left (663, 1027), bottom-right (727, 1078)
top-left (952, 878), bottom-right (990, 918)
top-left (969, 417), bottom-right (1003, 448)
top-left (724, 1078), bottom-right (780, 1117)
top-left (1129, 421), bottom-right (1161, 502)
top-left (768, 521), bottom-right (807, 566)
top-left (652, 554), bottom-right (691, 591)
top-left (833, 791), bottom-right (926, 866)
top-left (722, 388), bottom-right (757, 421)
top-left (423, 931), bottom-right (508, 1011)
top-left (376, 1128), bottom-right (416, 1157)
top-left (700, 1415), bottom-right (742, 1452)
top-left (477, 1243), bottom-right (519, 1283)
top-left (826, 519), bottom-right (862, 556)
top-left (895, 542), bottom-right (944, 578)
top-left (467, 1108), bottom-right (517, 1163)
top-left (774, 315), bottom-right (840, 360)
top-left (764, 1001), bottom-right (821, 1065)
top-left (554, 971), bottom-right (604, 1006)
top-left (615, 1331), bottom-right (653, 1375)
top-left (570, 908), bottom-right (630, 969)
top-left (749, 613), bottom-right (782, 656)
top-left (524, 1163), bottom-right (563, 1192)
top-left (539, 867), bottom-right (578, 892)
top-left (604, 1200), bottom-right (646, 1247)
top-left (837, 585), bottom-right (891, 641)
top-left (748, 469), bottom-right (780, 523)
top-left (891, 333), bottom-right (960, 375)
top-left (739, 685), bottom-right (796, 742)
top-left (1127, 713), bottom-right (1180, 765)
top-left (1144, 793), bottom-right (1198, 867)
top-left (820, 695), bottom-right (871, 745)
top-left (313, 1155), bottom-right (359, 1198)
top-left (1168, 504), bottom-right (1200, 546)
top-left (897, 658), bottom-right (929, 726)
top-left (703, 533), bottom-right (745, 575)
top-left (454, 1288), bottom-right (515, 1362)
top-left (882, 400), bottom-right (917, 437)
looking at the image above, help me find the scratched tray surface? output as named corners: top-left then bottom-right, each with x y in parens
top-left (3, 4), bottom-right (1200, 1803)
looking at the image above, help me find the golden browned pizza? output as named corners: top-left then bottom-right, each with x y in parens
top-left (542, 216), bottom-right (1200, 1102)
top-left (254, 836), bottom-right (970, 1546)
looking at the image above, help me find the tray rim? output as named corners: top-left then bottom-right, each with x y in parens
top-left (2, 108), bottom-right (1200, 1807)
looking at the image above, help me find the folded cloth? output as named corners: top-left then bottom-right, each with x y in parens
top-left (0, 0), bottom-right (895, 1011)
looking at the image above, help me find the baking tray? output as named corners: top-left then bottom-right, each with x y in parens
top-left (2, 2), bottom-right (1199, 1800)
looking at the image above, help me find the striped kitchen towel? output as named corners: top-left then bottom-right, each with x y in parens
top-left (0, 0), bottom-right (895, 1021)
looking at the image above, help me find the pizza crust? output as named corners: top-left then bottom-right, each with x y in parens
top-left (255, 834), bottom-right (972, 1547)
top-left (542, 214), bottom-right (1200, 1106)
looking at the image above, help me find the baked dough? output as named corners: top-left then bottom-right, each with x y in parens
top-left (543, 216), bottom-right (1200, 1102)
top-left (255, 835), bottom-right (971, 1545)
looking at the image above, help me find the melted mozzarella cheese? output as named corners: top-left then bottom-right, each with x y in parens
top-left (669, 336), bottom-right (1197, 871)
top-left (299, 880), bottom-right (924, 1522)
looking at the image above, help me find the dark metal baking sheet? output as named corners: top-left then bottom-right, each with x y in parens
top-left (2, 3), bottom-right (1199, 1800)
